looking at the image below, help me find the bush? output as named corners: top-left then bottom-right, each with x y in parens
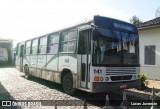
top-left (140, 73), bottom-right (148, 89)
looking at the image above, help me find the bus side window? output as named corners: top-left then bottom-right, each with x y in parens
top-left (39, 36), bottom-right (47, 54)
top-left (60, 29), bottom-right (77, 52)
top-left (78, 32), bottom-right (87, 54)
top-left (25, 41), bottom-right (31, 55)
top-left (47, 33), bottom-right (59, 54)
top-left (78, 30), bottom-right (91, 54)
top-left (31, 39), bottom-right (38, 54)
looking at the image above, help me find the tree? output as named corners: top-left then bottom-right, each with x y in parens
top-left (130, 15), bottom-right (142, 26)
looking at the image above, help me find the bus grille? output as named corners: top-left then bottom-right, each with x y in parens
top-left (110, 75), bottom-right (132, 81)
top-left (106, 67), bottom-right (136, 75)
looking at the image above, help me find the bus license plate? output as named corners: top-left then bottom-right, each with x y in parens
top-left (120, 84), bottom-right (127, 88)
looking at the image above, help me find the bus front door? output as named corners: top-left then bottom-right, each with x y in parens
top-left (79, 30), bottom-right (91, 89)
top-left (20, 45), bottom-right (24, 72)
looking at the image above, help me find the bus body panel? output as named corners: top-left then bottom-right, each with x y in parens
top-left (23, 55), bottom-right (30, 67)
top-left (30, 55), bottom-right (37, 68)
top-left (58, 55), bottom-right (77, 74)
top-left (37, 55), bottom-right (47, 69)
top-left (46, 54), bottom-right (59, 71)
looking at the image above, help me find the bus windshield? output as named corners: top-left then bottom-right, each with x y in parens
top-left (92, 28), bottom-right (139, 65)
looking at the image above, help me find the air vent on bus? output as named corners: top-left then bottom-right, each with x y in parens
top-left (106, 67), bottom-right (136, 75)
top-left (110, 75), bottom-right (132, 81)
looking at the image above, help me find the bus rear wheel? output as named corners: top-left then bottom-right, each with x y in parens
top-left (63, 73), bottom-right (76, 95)
top-left (24, 66), bottom-right (30, 79)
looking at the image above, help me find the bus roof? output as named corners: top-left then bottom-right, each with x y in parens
top-left (17, 20), bottom-right (93, 44)
top-left (94, 15), bottom-right (138, 34)
top-left (0, 37), bottom-right (13, 43)
top-left (17, 15), bottom-right (138, 45)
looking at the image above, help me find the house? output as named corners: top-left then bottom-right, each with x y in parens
top-left (137, 17), bottom-right (160, 80)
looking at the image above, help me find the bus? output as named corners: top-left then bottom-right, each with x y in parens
top-left (16, 15), bottom-right (140, 95)
top-left (0, 38), bottom-right (14, 65)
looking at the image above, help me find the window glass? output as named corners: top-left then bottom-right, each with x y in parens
top-left (48, 44), bottom-right (58, 54)
top-left (32, 39), bottom-right (38, 47)
top-left (61, 42), bottom-right (68, 52)
top-left (68, 31), bottom-right (77, 40)
top-left (145, 45), bottom-right (155, 65)
top-left (48, 33), bottom-right (59, 54)
top-left (49, 34), bottom-right (59, 44)
top-left (78, 32), bottom-right (86, 53)
top-left (39, 36), bottom-right (47, 54)
top-left (60, 29), bottom-right (77, 52)
top-left (68, 41), bottom-right (76, 52)
top-left (92, 29), bottom-right (139, 65)
top-left (32, 39), bottom-right (38, 54)
top-left (40, 36), bottom-right (47, 46)
top-left (61, 41), bottom-right (76, 52)
top-left (61, 33), bottom-right (68, 42)
top-left (26, 41), bottom-right (31, 47)
top-left (25, 41), bottom-right (31, 54)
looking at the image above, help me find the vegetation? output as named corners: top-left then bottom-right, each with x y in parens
top-left (130, 15), bottom-right (143, 26)
top-left (140, 73), bottom-right (148, 89)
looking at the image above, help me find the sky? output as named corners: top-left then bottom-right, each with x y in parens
top-left (0, 0), bottom-right (159, 47)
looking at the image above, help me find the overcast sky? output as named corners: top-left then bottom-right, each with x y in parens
top-left (0, 0), bottom-right (159, 47)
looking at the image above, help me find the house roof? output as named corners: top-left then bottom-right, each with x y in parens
top-left (0, 37), bottom-right (13, 43)
top-left (137, 17), bottom-right (160, 30)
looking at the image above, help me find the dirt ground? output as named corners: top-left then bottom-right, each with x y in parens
top-left (146, 80), bottom-right (160, 89)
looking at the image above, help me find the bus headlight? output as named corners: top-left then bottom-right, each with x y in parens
top-left (100, 77), bottom-right (104, 81)
top-left (105, 77), bottom-right (109, 81)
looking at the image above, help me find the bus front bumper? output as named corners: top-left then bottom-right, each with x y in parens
top-left (92, 80), bottom-right (141, 93)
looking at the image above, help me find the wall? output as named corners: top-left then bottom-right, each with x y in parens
top-left (139, 28), bottom-right (160, 80)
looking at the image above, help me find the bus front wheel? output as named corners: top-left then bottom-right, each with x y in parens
top-left (63, 73), bottom-right (76, 95)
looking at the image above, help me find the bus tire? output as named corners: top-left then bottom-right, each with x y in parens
top-left (24, 66), bottom-right (30, 79)
top-left (62, 73), bottom-right (76, 95)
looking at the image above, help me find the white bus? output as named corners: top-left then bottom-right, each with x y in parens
top-left (16, 15), bottom-right (140, 95)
